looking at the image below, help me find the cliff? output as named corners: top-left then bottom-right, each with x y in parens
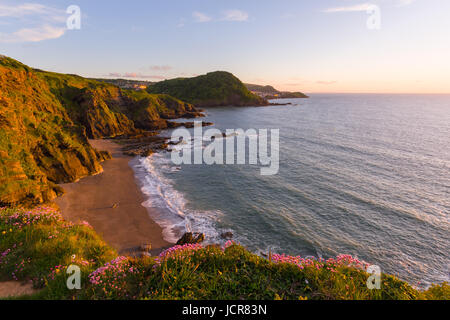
top-left (147, 71), bottom-right (268, 107)
top-left (0, 56), bottom-right (202, 206)
top-left (1, 207), bottom-right (448, 300)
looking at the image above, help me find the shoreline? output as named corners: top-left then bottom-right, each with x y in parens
top-left (54, 139), bottom-right (172, 256)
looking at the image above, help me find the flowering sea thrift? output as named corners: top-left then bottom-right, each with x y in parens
top-left (89, 256), bottom-right (130, 285)
top-left (154, 243), bottom-right (204, 265)
top-left (1, 206), bottom-right (108, 287)
top-left (5, 205), bottom-right (396, 299)
top-left (224, 240), bottom-right (235, 249)
top-left (271, 253), bottom-right (370, 272)
top-left (88, 256), bottom-right (145, 298)
top-left (79, 220), bottom-right (93, 229)
top-left (1, 206), bottom-right (65, 230)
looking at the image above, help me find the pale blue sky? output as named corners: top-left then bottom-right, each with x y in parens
top-left (1, 0), bottom-right (449, 93)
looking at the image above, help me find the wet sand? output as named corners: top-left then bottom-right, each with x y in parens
top-left (55, 139), bottom-right (171, 256)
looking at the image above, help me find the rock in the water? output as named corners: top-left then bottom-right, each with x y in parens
top-left (176, 232), bottom-right (205, 245)
top-left (220, 232), bottom-right (233, 240)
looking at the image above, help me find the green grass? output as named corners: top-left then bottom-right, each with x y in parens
top-left (1, 207), bottom-right (448, 300)
top-left (0, 206), bottom-right (116, 299)
top-left (0, 56), bottom-right (199, 206)
top-left (147, 71), bottom-right (267, 107)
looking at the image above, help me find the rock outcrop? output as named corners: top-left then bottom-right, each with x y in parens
top-left (220, 232), bottom-right (233, 240)
top-left (0, 56), bottom-right (204, 206)
top-left (176, 232), bottom-right (205, 245)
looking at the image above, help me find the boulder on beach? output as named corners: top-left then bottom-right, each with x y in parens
top-left (220, 232), bottom-right (233, 240)
top-left (176, 232), bottom-right (205, 245)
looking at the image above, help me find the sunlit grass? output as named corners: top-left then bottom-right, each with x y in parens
top-left (1, 206), bottom-right (448, 300)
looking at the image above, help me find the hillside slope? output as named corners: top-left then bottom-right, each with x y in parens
top-left (1, 207), bottom-right (448, 300)
top-left (0, 56), bottom-right (201, 206)
top-left (245, 83), bottom-right (309, 99)
top-left (245, 83), bottom-right (279, 95)
top-left (147, 71), bottom-right (268, 107)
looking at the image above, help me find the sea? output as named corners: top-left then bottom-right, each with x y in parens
top-left (132, 94), bottom-right (450, 288)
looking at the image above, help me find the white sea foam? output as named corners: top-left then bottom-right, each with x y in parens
top-left (132, 153), bottom-right (224, 244)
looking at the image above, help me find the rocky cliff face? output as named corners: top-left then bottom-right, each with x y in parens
top-left (0, 57), bottom-right (202, 206)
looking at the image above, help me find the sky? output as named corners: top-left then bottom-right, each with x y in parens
top-left (1, 0), bottom-right (449, 93)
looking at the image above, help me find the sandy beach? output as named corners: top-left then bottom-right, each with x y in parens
top-left (55, 139), bottom-right (171, 256)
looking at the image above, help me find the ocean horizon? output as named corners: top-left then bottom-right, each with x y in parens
top-left (133, 94), bottom-right (450, 288)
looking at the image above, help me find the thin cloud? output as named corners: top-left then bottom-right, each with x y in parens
top-left (177, 18), bottom-right (186, 28)
top-left (0, 25), bottom-right (65, 43)
top-left (0, 3), bottom-right (47, 17)
top-left (316, 81), bottom-right (337, 85)
top-left (0, 2), bottom-right (66, 43)
top-left (222, 10), bottom-right (249, 22)
top-left (324, 3), bottom-right (375, 13)
top-left (192, 11), bottom-right (212, 23)
top-left (149, 65), bottom-right (172, 72)
top-left (324, 0), bottom-right (416, 13)
top-left (0, 3), bottom-right (65, 22)
top-left (191, 9), bottom-right (249, 23)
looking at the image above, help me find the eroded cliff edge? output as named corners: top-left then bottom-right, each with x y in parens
top-left (0, 56), bottom-right (202, 206)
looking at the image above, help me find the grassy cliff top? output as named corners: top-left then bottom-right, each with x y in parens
top-left (245, 83), bottom-right (309, 99)
top-left (245, 83), bottom-right (280, 94)
top-left (0, 56), bottom-right (199, 206)
top-left (147, 71), bottom-right (268, 107)
top-left (1, 206), bottom-right (448, 300)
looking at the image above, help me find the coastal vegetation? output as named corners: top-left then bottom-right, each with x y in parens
top-left (245, 84), bottom-right (280, 95)
top-left (267, 92), bottom-right (309, 99)
top-left (245, 83), bottom-right (309, 99)
top-left (92, 78), bottom-right (154, 90)
top-left (0, 56), bottom-right (447, 301)
top-left (0, 206), bottom-right (115, 299)
top-left (147, 71), bottom-right (269, 107)
top-left (0, 56), bottom-right (202, 206)
top-left (1, 206), bottom-right (448, 300)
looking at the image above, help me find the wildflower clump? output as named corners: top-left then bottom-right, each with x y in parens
top-left (1, 207), bottom-right (448, 300)
top-left (0, 206), bottom-right (116, 298)
top-left (154, 243), bottom-right (203, 265)
top-left (88, 256), bottom-right (141, 299)
top-left (271, 253), bottom-right (370, 272)
top-left (1, 206), bottom-right (63, 230)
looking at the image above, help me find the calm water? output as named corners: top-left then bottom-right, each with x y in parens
top-left (134, 94), bottom-right (450, 287)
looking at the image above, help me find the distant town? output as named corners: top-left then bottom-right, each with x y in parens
top-left (92, 77), bottom-right (308, 98)
top-left (92, 78), bottom-right (154, 91)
